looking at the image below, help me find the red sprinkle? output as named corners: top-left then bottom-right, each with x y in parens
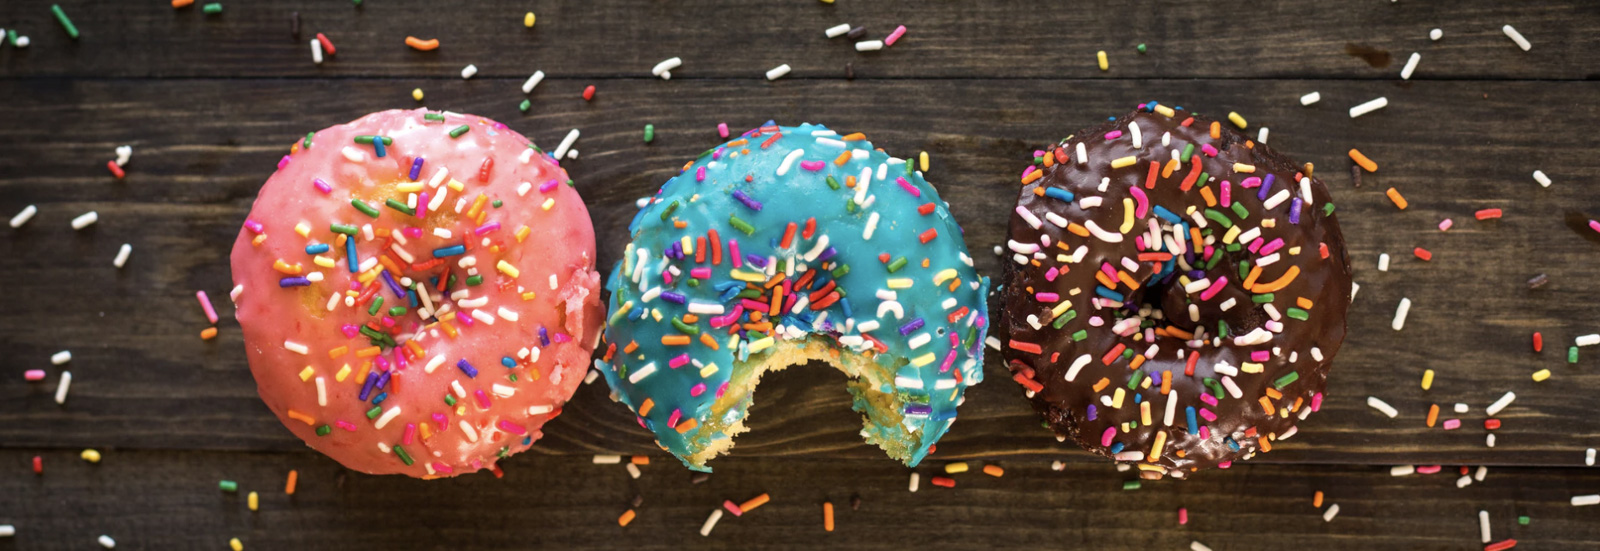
top-left (918, 228), bottom-right (938, 243)
top-left (316, 32), bottom-right (336, 55)
top-left (478, 157), bottom-right (494, 181)
top-left (1475, 208), bottom-right (1503, 220)
top-left (1533, 332), bottom-right (1543, 352)
top-left (582, 85), bottom-right (596, 101)
top-left (33, 455), bottom-right (43, 474)
top-left (930, 476), bottom-right (956, 488)
top-left (107, 160), bottom-right (125, 179)
top-left (1485, 539), bottom-right (1518, 551)
top-left (1413, 247), bottom-right (1433, 261)
top-left (1485, 419), bottom-right (1502, 430)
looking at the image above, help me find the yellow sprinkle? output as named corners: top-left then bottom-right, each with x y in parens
top-left (1050, 300), bottom-right (1073, 319)
top-left (1227, 111), bottom-right (1248, 129)
top-left (730, 269), bottom-right (766, 282)
top-left (1154, 105), bottom-right (1175, 118)
top-left (1111, 387), bottom-right (1126, 408)
top-left (918, 151), bottom-right (929, 172)
top-left (910, 353), bottom-right (937, 367)
top-left (335, 364), bottom-right (352, 382)
top-left (680, 235), bottom-right (694, 255)
top-left (294, 222), bottom-right (311, 237)
top-left (446, 178), bottom-right (465, 192)
top-left (1222, 225), bottom-right (1242, 244)
top-left (412, 88), bottom-right (424, 102)
top-left (247, 491), bottom-right (259, 511)
top-left (748, 337), bottom-right (774, 353)
top-left (514, 225), bottom-right (531, 243)
top-left (1421, 369), bottom-right (1434, 390)
top-left (1150, 431), bottom-right (1168, 457)
top-left (496, 260), bottom-right (521, 278)
top-left (944, 462), bottom-right (969, 474)
top-left (521, 291), bottom-right (537, 301)
top-left (395, 183), bottom-right (424, 193)
top-left (230, 538), bottom-right (244, 551)
top-left (1233, 163), bottom-right (1256, 173)
top-left (1096, 50), bottom-right (1108, 71)
top-left (523, 12), bottom-right (535, 28)
top-left (1532, 369), bottom-right (1551, 382)
top-left (699, 363), bottom-right (719, 378)
top-left (313, 255), bottom-right (336, 268)
top-left (932, 268), bottom-right (958, 285)
top-left (298, 366), bottom-right (315, 381)
top-left (1109, 156), bottom-right (1138, 169)
top-left (81, 449), bottom-right (102, 463)
top-left (887, 277), bottom-right (914, 289)
top-left (541, 198), bottom-right (555, 211)
top-left (1120, 198), bottom-right (1135, 233)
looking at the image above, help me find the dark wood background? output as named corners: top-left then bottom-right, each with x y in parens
top-left (3, 0), bottom-right (1600, 549)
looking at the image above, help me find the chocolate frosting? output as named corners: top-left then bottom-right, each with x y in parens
top-left (1000, 104), bottom-right (1352, 477)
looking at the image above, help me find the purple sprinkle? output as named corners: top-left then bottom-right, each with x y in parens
top-left (1257, 173), bottom-right (1275, 201)
top-left (457, 359), bottom-right (479, 378)
top-left (409, 157), bottom-right (424, 181)
top-left (898, 318), bottom-right (926, 336)
top-left (358, 373), bottom-right (378, 401)
top-left (380, 270), bottom-right (406, 298)
top-left (374, 370), bottom-right (391, 390)
top-left (660, 291), bottom-right (688, 304)
top-left (538, 326), bottom-right (550, 347)
top-left (312, 178), bottom-right (333, 194)
top-left (815, 247), bottom-right (838, 263)
top-left (903, 404), bottom-right (933, 416)
top-left (744, 254), bottom-right (768, 268)
top-left (731, 189), bottom-right (764, 211)
top-left (474, 222), bottom-right (502, 236)
top-left (1086, 404), bottom-right (1098, 421)
top-left (1289, 197), bottom-right (1303, 224)
top-left (279, 276), bottom-right (312, 287)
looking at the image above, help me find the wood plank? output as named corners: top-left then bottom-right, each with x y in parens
top-left (0, 0), bottom-right (1596, 80)
top-left (4, 448), bottom-right (1600, 549)
top-left (2, 77), bottom-right (1600, 468)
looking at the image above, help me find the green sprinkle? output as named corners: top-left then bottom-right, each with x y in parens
top-left (387, 306), bottom-right (406, 317)
top-left (1203, 209), bottom-right (1233, 228)
top-left (365, 406), bottom-right (381, 419)
top-left (303, 132), bottom-right (315, 149)
top-left (508, 374), bottom-right (518, 382)
top-left (52, 5), bottom-right (80, 39)
top-left (384, 199), bottom-right (414, 216)
top-left (825, 175), bottom-right (841, 190)
top-left (202, 3), bottom-right (222, 14)
top-left (728, 214), bottom-right (756, 235)
top-left (316, 425), bottom-right (332, 436)
top-left (1217, 320), bottom-right (1229, 338)
top-left (1127, 370), bottom-right (1145, 389)
top-left (1225, 243), bottom-right (1242, 252)
top-left (1324, 203), bottom-right (1336, 216)
top-left (444, 394), bottom-right (457, 406)
top-left (671, 317), bottom-right (700, 335)
top-left (831, 264), bottom-right (850, 278)
top-left (1180, 143), bottom-right (1196, 162)
top-left (1051, 309), bottom-right (1077, 329)
top-left (845, 199), bottom-right (858, 213)
top-left (1519, 516), bottom-right (1530, 525)
top-left (1570, 346), bottom-right (1580, 364)
top-left (424, 113), bottom-right (445, 121)
top-left (905, 161), bottom-right (914, 177)
top-left (659, 200), bottom-right (679, 221)
top-left (359, 326), bottom-right (385, 341)
top-left (1286, 308), bottom-right (1310, 321)
top-left (368, 296), bottom-right (384, 316)
top-left (219, 480), bottom-right (238, 492)
top-left (354, 135), bottom-right (393, 145)
top-left (1197, 172), bottom-right (1210, 186)
top-left (686, 279), bottom-right (700, 287)
top-left (643, 124), bottom-right (655, 143)
top-left (394, 445), bottom-right (414, 466)
top-left (1122, 481), bottom-right (1141, 491)
top-left (466, 274), bottom-right (483, 286)
top-left (519, 99), bottom-right (532, 113)
top-left (491, 199), bottom-right (503, 208)
top-left (6, 30), bottom-right (17, 47)
top-left (886, 257), bottom-right (908, 273)
top-left (351, 199), bottom-right (380, 218)
top-left (449, 125), bottom-right (470, 138)
top-left (1137, 43), bottom-right (1147, 53)
top-left (1230, 202), bottom-right (1250, 220)
top-left (330, 223), bottom-right (358, 235)
top-left (1252, 293), bottom-right (1276, 304)
top-left (1202, 378), bottom-right (1224, 398)
top-left (1070, 329), bottom-right (1088, 342)
top-left (447, 273), bottom-right (457, 288)
top-left (735, 289), bottom-right (761, 299)
top-left (1273, 371), bottom-right (1300, 389)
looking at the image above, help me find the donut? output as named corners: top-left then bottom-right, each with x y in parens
top-left (1000, 104), bottom-right (1352, 478)
top-left (596, 123), bottom-right (990, 471)
top-left (229, 109), bottom-right (604, 477)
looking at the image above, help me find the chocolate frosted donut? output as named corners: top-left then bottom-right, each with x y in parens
top-left (1000, 103), bottom-right (1352, 478)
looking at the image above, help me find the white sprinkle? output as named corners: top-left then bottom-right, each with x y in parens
top-left (699, 509), bottom-right (724, 536)
top-left (863, 212), bottom-right (881, 240)
top-left (13, 36), bottom-right (27, 49)
top-left (1430, 28), bottom-right (1443, 41)
top-left (1474, 465), bottom-right (1487, 480)
top-left (114, 145), bottom-right (132, 167)
top-left (765, 64), bottom-right (792, 81)
top-left (651, 57), bottom-right (682, 77)
top-left (825, 23), bottom-right (851, 38)
top-left (1479, 510), bottom-right (1491, 543)
top-left (1377, 253), bottom-right (1390, 272)
top-left (316, 377), bottom-right (327, 407)
top-left (1391, 297), bottom-right (1411, 331)
top-left (626, 462), bottom-right (641, 479)
top-left (776, 148), bottom-right (806, 176)
top-left (1573, 494), bottom-right (1600, 506)
top-left (1256, 127), bottom-right (1269, 144)
top-left (9, 205), bottom-right (37, 228)
top-left (1390, 464), bottom-right (1415, 476)
top-left (98, 535), bottom-right (116, 549)
top-left (283, 341), bottom-right (310, 355)
top-left (1191, 542), bottom-right (1213, 551)
top-left (1587, 448), bottom-right (1596, 466)
top-left (1455, 403), bottom-right (1469, 413)
top-left (1576, 334), bottom-right (1600, 347)
top-left (1322, 503), bottom-right (1340, 522)
top-left (521, 70), bottom-right (545, 93)
top-left (71, 211), bottom-right (98, 230)
top-left (1486, 391), bottom-right (1516, 416)
top-left (340, 146), bottom-right (364, 163)
top-left (592, 454), bottom-right (622, 464)
top-left (1400, 52), bottom-right (1421, 80)
top-left (458, 420), bottom-right (479, 442)
top-left (855, 40), bottom-right (884, 51)
top-left (1368, 396), bottom-right (1399, 418)
top-left (51, 351), bottom-right (71, 365)
top-left (1503, 25), bottom-right (1531, 51)
top-left (627, 362), bottom-right (656, 384)
top-left (1300, 91), bottom-right (1321, 106)
top-left (1533, 170), bottom-right (1551, 187)
top-left (460, 64), bottom-right (478, 79)
top-left (310, 39), bottom-right (323, 64)
top-left (1487, 434), bottom-right (1497, 447)
top-left (0, 525), bottom-right (12, 537)
top-left (1064, 354), bottom-right (1092, 382)
top-left (110, 243), bottom-right (133, 268)
top-left (552, 128), bottom-right (581, 160)
top-left (55, 371), bottom-right (72, 404)
top-left (908, 472), bottom-right (920, 492)
top-left (1457, 475), bottom-right (1473, 488)
top-left (1349, 97), bottom-right (1388, 118)
top-left (374, 406), bottom-right (402, 429)
top-left (496, 307), bottom-right (519, 322)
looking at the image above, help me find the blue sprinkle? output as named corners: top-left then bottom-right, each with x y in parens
top-left (1225, 437), bottom-right (1240, 451)
top-left (305, 243), bottom-right (330, 255)
top-left (457, 359), bottom-right (479, 378)
top-left (345, 237), bottom-right (359, 273)
top-left (1043, 187), bottom-right (1075, 202)
top-left (713, 281), bottom-right (742, 293)
top-left (433, 244), bottom-right (466, 257)
top-left (1152, 205), bottom-right (1183, 224)
top-left (1186, 407), bottom-right (1199, 435)
top-left (372, 138), bottom-right (386, 158)
top-left (501, 356), bottom-right (517, 368)
top-left (407, 289), bottom-right (418, 308)
top-left (279, 277), bottom-right (311, 287)
top-left (839, 298), bottom-right (853, 319)
top-left (1109, 442), bottom-right (1125, 454)
top-left (371, 392), bottom-right (387, 405)
top-left (409, 157), bottom-right (424, 181)
top-left (1095, 286), bottom-right (1126, 302)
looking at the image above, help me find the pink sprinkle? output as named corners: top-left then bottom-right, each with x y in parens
top-left (25, 369), bottom-right (46, 381)
top-left (1589, 220), bottom-right (1600, 233)
top-left (1044, 267), bottom-right (1059, 282)
top-left (1129, 186), bottom-right (1149, 218)
top-left (896, 177), bottom-right (921, 197)
top-left (1036, 292), bottom-right (1060, 302)
top-left (800, 160), bottom-right (825, 171)
top-left (690, 267), bottom-right (711, 279)
top-left (710, 305), bottom-right (744, 328)
top-left (1178, 508), bottom-right (1188, 525)
top-left (1100, 262), bottom-right (1118, 279)
top-left (474, 222), bottom-right (502, 235)
top-left (403, 423), bottom-right (416, 445)
top-left (1259, 238), bottom-right (1285, 256)
top-left (1101, 426), bottom-right (1117, 447)
top-left (716, 381), bottom-right (729, 398)
top-left (1021, 165), bottom-right (1037, 180)
top-left (669, 354), bottom-right (691, 369)
top-left (1442, 419), bottom-right (1461, 430)
top-left (939, 349), bottom-right (958, 373)
top-left (884, 24), bottom-right (907, 46)
top-left (729, 239), bottom-right (743, 268)
top-left (196, 291), bottom-right (219, 324)
top-left (689, 383), bottom-right (707, 397)
top-left (1104, 131), bottom-right (1123, 140)
top-left (1311, 392), bottom-right (1324, 411)
top-left (661, 269), bottom-right (675, 286)
top-left (552, 332), bottom-right (571, 344)
top-left (380, 315), bottom-right (395, 328)
top-left (667, 409), bottom-right (682, 429)
top-left (723, 500), bottom-right (744, 516)
top-left (1416, 465), bottom-right (1442, 474)
top-left (431, 413), bottom-right (447, 429)
top-left (1220, 180), bottom-right (1232, 207)
top-left (432, 462), bottom-right (454, 474)
top-left (243, 219), bottom-right (264, 234)
top-left (403, 227), bottom-right (423, 238)
top-left (539, 180), bottom-right (559, 193)
top-left (1198, 408), bottom-right (1217, 422)
top-left (1216, 460), bottom-right (1229, 469)
top-left (739, 298), bottom-right (767, 312)
top-left (717, 123), bottom-right (730, 138)
top-left (474, 389), bottom-right (492, 409)
top-left (312, 178), bottom-right (332, 194)
top-left (335, 420), bottom-right (357, 431)
top-left (340, 324), bottom-right (360, 338)
top-left (1240, 176), bottom-right (1262, 188)
top-left (696, 165), bottom-right (707, 182)
top-left (1200, 276), bottom-right (1229, 301)
top-left (1200, 143), bottom-right (1218, 157)
top-left (1438, 218), bottom-right (1453, 231)
top-left (277, 155), bottom-right (291, 170)
top-left (1251, 350), bottom-right (1270, 362)
top-left (1247, 237), bottom-right (1265, 253)
top-left (456, 310), bottom-right (474, 327)
top-left (497, 419), bottom-right (528, 435)
top-left (1199, 393), bottom-right (1219, 407)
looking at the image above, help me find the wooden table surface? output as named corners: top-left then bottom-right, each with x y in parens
top-left (4, 0), bottom-right (1600, 549)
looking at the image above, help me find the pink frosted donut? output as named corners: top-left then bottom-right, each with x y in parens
top-left (229, 109), bottom-right (603, 478)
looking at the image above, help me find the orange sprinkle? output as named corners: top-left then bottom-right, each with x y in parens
top-left (199, 327), bottom-right (218, 340)
top-left (285, 470), bottom-right (299, 495)
top-left (1259, 397), bottom-right (1277, 414)
top-left (1259, 437), bottom-right (1272, 453)
top-left (356, 346), bottom-right (382, 358)
top-left (699, 333), bottom-right (721, 350)
top-left (1066, 223), bottom-right (1090, 237)
top-left (1348, 149), bottom-right (1378, 172)
top-left (1251, 265), bottom-right (1301, 294)
top-left (440, 319), bottom-right (459, 338)
top-left (1427, 403), bottom-right (1440, 427)
top-left (823, 501), bottom-right (835, 532)
top-left (1209, 121), bottom-right (1221, 139)
top-left (327, 346), bottom-right (349, 358)
top-left (1199, 186), bottom-right (1218, 207)
top-left (172, 0), bottom-right (194, 7)
top-left (618, 509), bottom-right (636, 527)
top-left (674, 418), bottom-right (699, 433)
top-left (983, 465), bottom-right (1005, 477)
top-left (833, 151), bottom-right (852, 166)
top-left (1042, 150), bottom-right (1056, 167)
top-left (624, 341), bottom-right (639, 354)
top-left (638, 398), bottom-right (654, 417)
top-left (739, 493), bottom-right (771, 512)
top-left (631, 456), bottom-right (650, 465)
top-left (1091, 377), bottom-right (1111, 392)
top-left (1021, 169), bottom-right (1044, 185)
top-left (1386, 187), bottom-right (1408, 209)
top-left (286, 410), bottom-right (316, 426)
top-left (1313, 491), bottom-right (1324, 508)
top-left (840, 133), bottom-right (866, 141)
top-left (405, 36), bottom-right (440, 51)
top-left (661, 335), bottom-right (691, 346)
top-left (1296, 297), bottom-right (1314, 309)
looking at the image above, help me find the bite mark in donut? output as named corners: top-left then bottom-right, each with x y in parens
top-left (598, 123), bottom-right (990, 471)
top-left (1001, 104), bottom-right (1352, 478)
top-left (230, 109), bottom-right (603, 478)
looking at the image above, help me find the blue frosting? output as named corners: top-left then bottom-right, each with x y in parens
top-left (596, 124), bottom-right (990, 471)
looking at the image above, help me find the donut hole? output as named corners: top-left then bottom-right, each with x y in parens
top-left (1117, 223), bottom-right (1270, 344)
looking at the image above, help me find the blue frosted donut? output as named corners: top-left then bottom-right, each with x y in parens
top-left (597, 123), bottom-right (990, 471)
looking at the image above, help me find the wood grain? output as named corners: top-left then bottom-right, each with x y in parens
top-left (0, 0), bottom-right (1596, 80)
top-left (3, 78), bottom-right (1599, 467)
top-left (6, 448), bottom-right (1600, 550)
